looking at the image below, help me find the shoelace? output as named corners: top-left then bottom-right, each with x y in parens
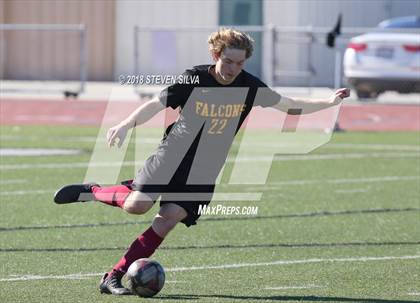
top-left (109, 277), bottom-right (124, 289)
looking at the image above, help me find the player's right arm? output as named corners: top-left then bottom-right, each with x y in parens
top-left (107, 97), bottom-right (165, 147)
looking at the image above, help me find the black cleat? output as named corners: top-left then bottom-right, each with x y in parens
top-left (99, 272), bottom-right (132, 295)
top-left (53, 183), bottom-right (98, 204)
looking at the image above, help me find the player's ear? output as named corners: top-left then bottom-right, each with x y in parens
top-left (211, 51), bottom-right (220, 62)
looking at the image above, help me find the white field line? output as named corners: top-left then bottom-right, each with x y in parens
top-left (0, 148), bottom-right (82, 157)
top-left (0, 175), bottom-right (418, 197)
top-left (0, 179), bottom-right (27, 185)
top-left (0, 161), bottom-right (140, 170)
top-left (323, 143), bottom-right (420, 152)
top-left (0, 190), bottom-right (260, 200)
top-left (1, 136), bottom-right (419, 152)
top-left (230, 152), bottom-right (419, 162)
top-left (167, 255), bottom-right (420, 272)
top-left (250, 175), bottom-right (419, 187)
top-left (0, 136), bottom-right (159, 143)
top-left (265, 285), bottom-right (323, 290)
top-left (1, 152), bottom-right (419, 170)
top-left (408, 292), bottom-right (420, 296)
top-left (335, 188), bottom-right (370, 194)
top-left (0, 189), bottom-right (53, 196)
top-left (236, 143), bottom-right (420, 152)
top-left (237, 143), bottom-right (420, 152)
top-left (1, 255), bottom-right (419, 282)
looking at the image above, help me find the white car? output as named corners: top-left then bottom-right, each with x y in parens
top-left (344, 16), bottom-right (420, 99)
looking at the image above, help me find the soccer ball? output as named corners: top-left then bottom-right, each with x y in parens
top-left (126, 258), bottom-right (165, 297)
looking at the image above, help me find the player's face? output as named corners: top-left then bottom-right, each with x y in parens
top-left (214, 48), bottom-right (246, 84)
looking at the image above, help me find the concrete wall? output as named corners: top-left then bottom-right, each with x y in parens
top-left (115, 0), bottom-right (218, 79)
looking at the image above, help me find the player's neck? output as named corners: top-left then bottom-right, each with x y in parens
top-left (209, 66), bottom-right (235, 85)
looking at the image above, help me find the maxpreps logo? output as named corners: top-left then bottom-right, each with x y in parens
top-left (198, 204), bottom-right (258, 216)
top-left (84, 86), bottom-right (341, 200)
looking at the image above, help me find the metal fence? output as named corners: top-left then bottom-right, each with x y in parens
top-left (0, 24), bottom-right (87, 97)
top-left (131, 25), bottom-right (351, 89)
top-left (132, 25), bottom-right (419, 89)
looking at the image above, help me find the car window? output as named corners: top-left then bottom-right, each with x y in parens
top-left (378, 16), bottom-right (420, 29)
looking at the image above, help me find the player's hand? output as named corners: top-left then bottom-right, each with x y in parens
top-left (107, 123), bottom-right (128, 148)
top-left (330, 88), bottom-right (350, 105)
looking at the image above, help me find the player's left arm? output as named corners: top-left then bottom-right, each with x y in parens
top-left (273, 88), bottom-right (350, 114)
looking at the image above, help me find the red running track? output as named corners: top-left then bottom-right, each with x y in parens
top-left (0, 98), bottom-right (419, 131)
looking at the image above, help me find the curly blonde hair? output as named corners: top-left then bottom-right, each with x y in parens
top-left (208, 28), bottom-right (254, 59)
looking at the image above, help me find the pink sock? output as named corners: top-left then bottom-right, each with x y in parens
top-left (91, 185), bottom-right (131, 208)
top-left (112, 226), bottom-right (164, 274)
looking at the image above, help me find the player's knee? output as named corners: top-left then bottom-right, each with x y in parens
top-left (123, 191), bottom-right (154, 215)
top-left (123, 203), bottom-right (150, 214)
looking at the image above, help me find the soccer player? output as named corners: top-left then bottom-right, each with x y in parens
top-left (54, 28), bottom-right (350, 295)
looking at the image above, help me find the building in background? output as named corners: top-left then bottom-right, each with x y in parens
top-left (1, 0), bottom-right (419, 86)
top-left (0, 0), bottom-right (115, 81)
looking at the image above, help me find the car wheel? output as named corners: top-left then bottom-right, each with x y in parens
top-left (356, 89), bottom-right (381, 100)
top-left (356, 89), bottom-right (373, 100)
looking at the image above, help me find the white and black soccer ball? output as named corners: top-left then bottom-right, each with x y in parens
top-left (126, 258), bottom-right (165, 297)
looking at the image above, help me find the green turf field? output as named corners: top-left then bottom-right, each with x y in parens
top-left (0, 125), bottom-right (419, 303)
